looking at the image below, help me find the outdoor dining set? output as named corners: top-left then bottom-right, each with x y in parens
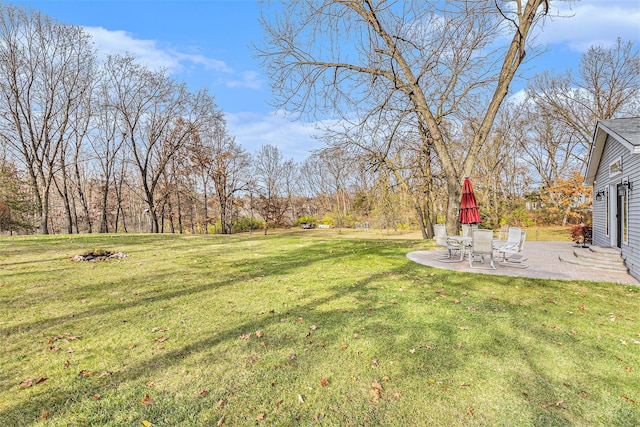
top-left (432, 177), bottom-right (527, 269)
top-left (433, 223), bottom-right (527, 269)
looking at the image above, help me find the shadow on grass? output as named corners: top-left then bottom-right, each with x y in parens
top-left (1, 235), bottom-right (638, 425)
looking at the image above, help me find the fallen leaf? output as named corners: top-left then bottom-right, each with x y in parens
top-left (353, 333), bottom-right (360, 339)
top-left (310, 325), bottom-right (318, 330)
top-left (141, 393), bottom-right (154, 405)
top-left (467, 407), bottom-right (474, 417)
top-left (216, 399), bottom-right (226, 408)
top-left (371, 380), bottom-right (383, 391)
top-left (20, 378), bottom-right (33, 387)
top-left (295, 317), bottom-right (304, 323)
top-left (35, 377), bottom-right (48, 385)
top-left (341, 343), bottom-right (348, 350)
top-left (153, 337), bottom-right (167, 343)
top-left (370, 389), bottom-right (381, 399)
top-left (146, 381), bottom-right (155, 387)
top-left (217, 416), bottom-right (225, 426)
top-left (260, 342), bottom-right (267, 347)
top-left (142, 421), bottom-right (153, 427)
top-left (382, 376), bottom-right (390, 382)
top-left (459, 326), bottom-right (470, 331)
top-left (625, 366), bottom-right (633, 372)
top-left (41, 411), bottom-right (51, 420)
top-left (298, 394), bottom-right (305, 403)
top-left (256, 413), bottom-right (267, 421)
top-left (199, 390), bottom-right (209, 397)
top-left (621, 395), bottom-right (637, 403)
top-left (289, 353), bottom-right (296, 360)
top-left (393, 390), bottom-right (402, 399)
top-left (98, 371), bottom-right (113, 378)
top-left (92, 394), bottom-right (100, 401)
top-left (276, 399), bottom-right (283, 408)
top-left (128, 343), bottom-right (135, 349)
top-left (79, 370), bottom-right (92, 377)
top-left (239, 334), bottom-right (251, 340)
top-left (453, 299), bottom-right (461, 304)
top-left (456, 343), bottom-right (464, 348)
top-left (320, 377), bottom-right (329, 387)
top-left (579, 391), bottom-right (588, 398)
top-left (460, 383), bottom-right (471, 387)
top-left (63, 360), bottom-right (71, 369)
top-left (255, 330), bottom-right (264, 338)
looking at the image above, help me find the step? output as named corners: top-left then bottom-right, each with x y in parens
top-left (573, 249), bottom-right (625, 266)
top-left (558, 254), bottom-right (629, 272)
top-left (588, 246), bottom-right (623, 257)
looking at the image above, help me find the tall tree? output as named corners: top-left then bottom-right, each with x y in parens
top-left (207, 120), bottom-right (250, 234)
top-left (106, 54), bottom-right (217, 233)
top-left (253, 144), bottom-right (289, 234)
top-left (257, 0), bottom-right (551, 234)
top-left (527, 38), bottom-right (640, 172)
top-left (0, 5), bottom-right (96, 233)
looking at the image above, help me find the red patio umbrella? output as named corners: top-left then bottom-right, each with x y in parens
top-left (459, 177), bottom-right (481, 224)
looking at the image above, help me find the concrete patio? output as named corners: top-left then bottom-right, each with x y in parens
top-left (407, 241), bottom-right (640, 285)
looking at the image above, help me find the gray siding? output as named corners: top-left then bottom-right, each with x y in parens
top-left (592, 134), bottom-right (640, 281)
top-left (624, 148), bottom-right (640, 280)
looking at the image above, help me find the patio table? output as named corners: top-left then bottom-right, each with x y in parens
top-left (446, 235), bottom-right (472, 261)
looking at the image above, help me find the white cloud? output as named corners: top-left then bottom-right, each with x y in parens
top-left (84, 26), bottom-right (185, 72)
top-left (226, 111), bottom-right (324, 161)
top-left (226, 71), bottom-right (265, 90)
top-left (83, 26), bottom-right (256, 87)
top-left (535, 0), bottom-right (640, 52)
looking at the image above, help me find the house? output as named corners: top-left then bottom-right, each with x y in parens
top-left (585, 117), bottom-right (640, 281)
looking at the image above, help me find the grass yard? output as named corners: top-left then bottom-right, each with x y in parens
top-left (0, 231), bottom-right (638, 426)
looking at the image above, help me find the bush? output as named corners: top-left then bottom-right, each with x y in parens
top-left (570, 224), bottom-right (592, 246)
top-left (232, 217), bottom-right (264, 233)
top-left (294, 215), bottom-right (317, 228)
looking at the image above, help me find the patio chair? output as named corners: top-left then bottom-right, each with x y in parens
top-left (468, 229), bottom-right (496, 269)
top-left (461, 223), bottom-right (478, 237)
top-left (497, 227), bottom-right (528, 268)
top-left (433, 224), bottom-right (462, 260)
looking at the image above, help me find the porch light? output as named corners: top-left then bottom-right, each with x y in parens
top-left (595, 191), bottom-right (605, 201)
top-left (618, 181), bottom-right (633, 196)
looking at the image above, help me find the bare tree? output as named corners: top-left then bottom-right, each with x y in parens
top-left (253, 144), bottom-right (289, 234)
top-left (207, 121), bottom-right (251, 234)
top-left (0, 5), bottom-right (96, 233)
top-left (257, 0), bottom-right (551, 234)
top-left (106, 54), bottom-right (217, 232)
top-left (527, 38), bottom-right (640, 172)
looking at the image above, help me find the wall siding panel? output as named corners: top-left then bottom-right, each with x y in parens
top-left (592, 134), bottom-right (640, 281)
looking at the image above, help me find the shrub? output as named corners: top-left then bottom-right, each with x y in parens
top-left (570, 224), bottom-right (592, 246)
top-left (294, 215), bottom-right (317, 228)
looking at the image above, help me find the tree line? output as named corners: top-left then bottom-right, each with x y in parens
top-left (1, 2), bottom-right (639, 236)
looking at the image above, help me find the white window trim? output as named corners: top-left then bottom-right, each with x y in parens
top-left (609, 156), bottom-right (622, 178)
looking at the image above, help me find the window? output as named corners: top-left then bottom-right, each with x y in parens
top-left (609, 156), bottom-right (622, 178)
top-left (605, 189), bottom-right (609, 236)
top-left (623, 189), bottom-right (628, 244)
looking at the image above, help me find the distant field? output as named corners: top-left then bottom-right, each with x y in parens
top-left (269, 225), bottom-right (573, 242)
top-left (1, 232), bottom-right (636, 426)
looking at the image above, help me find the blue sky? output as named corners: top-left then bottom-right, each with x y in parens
top-left (7, 0), bottom-right (640, 160)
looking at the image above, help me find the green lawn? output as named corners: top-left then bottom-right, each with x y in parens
top-left (0, 232), bottom-right (638, 426)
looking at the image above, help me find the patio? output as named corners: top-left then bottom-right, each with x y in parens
top-left (407, 241), bottom-right (640, 285)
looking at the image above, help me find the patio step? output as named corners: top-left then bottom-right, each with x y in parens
top-left (573, 248), bottom-right (625, 265)
top-left (559, 246), bottom-right (628, 272)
